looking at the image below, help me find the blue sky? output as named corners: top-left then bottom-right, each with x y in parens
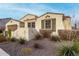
top-left (0, 3), bottom-right (79, 24)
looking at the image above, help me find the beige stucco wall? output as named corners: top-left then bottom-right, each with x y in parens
top-left (13, 28), bottom-right (26, 39)
top-left (19, 14), bottom-right (39, 41)
top-left (13, 27), bottom-right (39, 41)
top-left (27, 28), bottom-right (39, 41)
top-left (36, 13), bottom-right (65, 35)
top-left (63, 17), bottom-right (72, 30)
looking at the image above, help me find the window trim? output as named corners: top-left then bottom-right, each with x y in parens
top-left (28, 22), bottom-right (35, 28)
top-left (41, 18), bottom-right (56, 31)
top-left (45, 20), bottom-right (51, 29)
top-left (20, 22), bottom-right (25, 28)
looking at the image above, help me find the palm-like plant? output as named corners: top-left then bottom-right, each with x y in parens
top-left (58, 42), bottom-right (79, 56)
top-left (58, 46), bottom-right (75, 56)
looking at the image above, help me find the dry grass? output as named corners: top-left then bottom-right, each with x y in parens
top-left (21, 48), bottom-right (32, 55)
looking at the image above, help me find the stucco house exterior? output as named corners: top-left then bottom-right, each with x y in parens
top-left (36, 12), bottom-right (71, 36)
top-left (5, 19), bottom-right (25, 39)
top-left (5, 12), bottom-right (72, 41)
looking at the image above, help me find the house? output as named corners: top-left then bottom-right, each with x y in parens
top-left (0, 18), bottom-right (11, 31)
top-left (36, 12), bottom-right (71, 36)
top-left (5, 19), bottom-right (25, 39)
top-left (0, 18), bottom-right (12, 36)
top-left (5, 12), bottom-right (72, 41)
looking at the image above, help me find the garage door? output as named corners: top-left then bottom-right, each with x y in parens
top-left (7, 24), bottom-right (17, 31)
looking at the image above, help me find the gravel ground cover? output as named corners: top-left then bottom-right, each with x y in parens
top-left (0, 38), bottom-right (58, 56)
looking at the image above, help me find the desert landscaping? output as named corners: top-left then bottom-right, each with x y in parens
top-left (0, 31), bottom-right (79, 56)
top-left (0, 4), bottom-right (78, 56)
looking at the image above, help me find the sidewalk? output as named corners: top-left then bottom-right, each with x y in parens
top-left (0, 48), bottom-right (9, 56)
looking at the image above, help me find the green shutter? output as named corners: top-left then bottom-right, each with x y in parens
top-left (41, 20), bottom-right (44, 29)
top-left (52, 19), bottom-right (56, 31)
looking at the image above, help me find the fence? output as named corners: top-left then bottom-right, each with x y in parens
top-left (58, 30), bottom-right (79, 41)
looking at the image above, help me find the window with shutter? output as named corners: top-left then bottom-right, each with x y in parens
top-left (41, 18), bottom-right (56, 31)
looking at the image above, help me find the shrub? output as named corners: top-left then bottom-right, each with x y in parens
top-left (58, 46), bottom-right (76, 56)
top-left (10, 37), bottom-right (16, 42)
top-left (33, 43), bottom-right (43, 49)
top-left (8, 30), bottom-right (12, 39)
top-left (19, 38), bottom-right (25, 44)
top-left (58, 30), bottom-right (79, 41)
top-left (72, 42), bottom-right (79, 55)
top-left (0, 35), bottom-right (7, 43)
top-left (58, 41), bottom-right (79, 56)
top-left (34, 34), bottom-right (42, 40)
top-left (40, 30), bottom-right (52, 38)
top-left (21, 48), bottom-right (32, 55)
top-left (50, 36), bottom-right (60, 42)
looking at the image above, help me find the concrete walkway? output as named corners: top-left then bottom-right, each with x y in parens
top-left (0, 48), bottom-right (9, 56)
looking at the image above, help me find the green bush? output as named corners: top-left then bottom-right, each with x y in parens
top-left (50, 36), bottom-right (60, 42)
top-left (58, 46), bottom-right (75, 56)
top-left (72, 42), bottom-right (79, 55)
top-left (34, 34), bottom-right (42, 40)
top-left (8, 30), bottom-right (12, 39)
top-left (10, 37), bottom-right (16, 42)
top-left (58, 42), bottom-right (79, 56)
top-left (19, 38), bottom-right (25, 44)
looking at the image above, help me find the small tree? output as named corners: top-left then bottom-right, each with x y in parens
top-left (8, 30), bottom-right (12, 39)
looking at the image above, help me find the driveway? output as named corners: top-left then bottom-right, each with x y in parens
top-left (0, 48), bottom-right (9, 56)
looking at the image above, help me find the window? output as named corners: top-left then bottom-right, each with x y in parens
top-left (41, 20), bottom-right (51, 29)
top-left (41, 18), bottom-right (56, 30)
top-left (32, 22), bottom-right (35, 28)
top-left (28, 23), bottom-right (31, 28)
top-left (20, 22), bottom-right (25, 28)
top-left (45, 20), bottom-right (51, 29)
top-left (28, 22), bottom-right (35, 28)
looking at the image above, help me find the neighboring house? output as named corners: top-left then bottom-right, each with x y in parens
top-left (0, 18), bottom-right (12, 36)
top-left (0, 18), bottom-right (11, 31)
top-left (5, 12), bottom-right (72, 41)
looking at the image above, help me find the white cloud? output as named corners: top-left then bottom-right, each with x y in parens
top-left (0, 3), bottom-right (79, 26)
